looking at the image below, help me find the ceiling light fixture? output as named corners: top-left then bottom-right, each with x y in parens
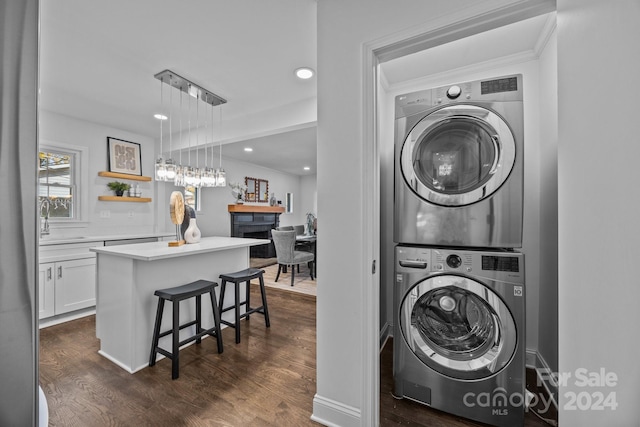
top-left (154, 69), bottom-right (227, 188)
top-left (303, 166), bottom-right (310, 171)
top-left (295, 67), bottom-right (315, 80)
top-left (244, 147), bottom-right (253, 152)
top-left (154, 78), bottom-right (167, 181)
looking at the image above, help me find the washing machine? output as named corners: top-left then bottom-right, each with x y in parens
top-left (394, 74), bottom-right (524, 248)
top-left (393, 245), bottom-right (525, 426)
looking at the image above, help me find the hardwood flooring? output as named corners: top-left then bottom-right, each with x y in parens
top-left (40, 286), bottom-right (556, 426)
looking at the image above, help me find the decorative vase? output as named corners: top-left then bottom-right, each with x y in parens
top-left (236, 199), bottom-right (244, 205)
top-left (184, 218), bottom-right (201, 244)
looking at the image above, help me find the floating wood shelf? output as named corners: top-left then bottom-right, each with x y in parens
top-left (227, 204), bottom-right (285, 213)
top-left (98, 171), bottom-right (152, 182)
top-left (98, 196), bottom-right (152, 203)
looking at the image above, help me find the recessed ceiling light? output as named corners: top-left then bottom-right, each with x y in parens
top-left (295, 67), bottom-right (315, 80)
top-left (303, 166), bottom-right (311, 171)
top-left (154, 114), bottom-right (168, 120)
top-left (244, 147), bottom-right (253, 152)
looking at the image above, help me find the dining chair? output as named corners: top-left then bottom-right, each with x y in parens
top-left (271, 229), bottom-right (314, 286)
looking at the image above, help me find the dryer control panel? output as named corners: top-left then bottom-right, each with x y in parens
top-left (430, 248), bottom-right (524, 284)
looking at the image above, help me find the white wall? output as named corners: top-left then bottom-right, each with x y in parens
top-left (537, 28), bottom-right (558, 375)
top-left (159, 156), bottom-right (313, 237)
top-left (39, 110), bottom-right (159, 238)
top-left (557, 1), bottom-right (640, 425)
top-left (315, 1), bottom-right (542, 425)
top-left (39, 110), bottom-right (316, 241)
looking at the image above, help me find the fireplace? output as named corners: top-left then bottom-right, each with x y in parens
top-left (228, 205), bottom-right (285, 258)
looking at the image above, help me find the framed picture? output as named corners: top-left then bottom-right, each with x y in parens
top-left (107, 137), bottom-right (142, 176)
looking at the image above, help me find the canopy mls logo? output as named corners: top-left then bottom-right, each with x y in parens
top-left (463, 387), bottom-right (529, 415)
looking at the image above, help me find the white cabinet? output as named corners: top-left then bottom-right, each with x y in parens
top-left (39, 241), bottom-right (99, 321)
top-left (38, 258), bottom-right (96, 319)
top-left (38, 263), bottom-right (55, 319)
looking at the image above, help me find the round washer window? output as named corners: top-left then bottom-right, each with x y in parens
top-left (401, 105), bottom-right (516, 207)
top-left (400, 274), bottom-right (517, 380)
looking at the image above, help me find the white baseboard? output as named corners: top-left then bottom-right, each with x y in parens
top-left (526, 349), bottom-right (558, 408)
top-left (379, 322), bottom-right (391, 350)
top-left (39, 307), bottom-right (95, 329)
top-left (311, 394), bottom-right (361, 427)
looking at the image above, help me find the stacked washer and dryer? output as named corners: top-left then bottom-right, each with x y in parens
top-left (393, 75), bottom-right (526, 426)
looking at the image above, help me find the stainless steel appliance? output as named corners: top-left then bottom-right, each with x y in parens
top-left (394, 75), bottom-right (524, 248)
top-left (393, 245), bottom-right (525, 427)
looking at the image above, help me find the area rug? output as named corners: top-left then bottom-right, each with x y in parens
top-left (250, 261), bottom-right (316, 297)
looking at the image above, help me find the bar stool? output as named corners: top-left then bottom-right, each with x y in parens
top-left (218, 268), bottom-right (270, 344)
top-left (149, 279), bottom-right (224, 379)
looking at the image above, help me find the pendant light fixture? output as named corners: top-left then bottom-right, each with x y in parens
top-left (173, 89), bottom-right (185, 187)
top-left (216, 105), bottom-right (226, 187)
top-left (164, 77), bottom-right (176, 181)
top-left (154, 76), bottom-right (167, 181)
top-left (154, 70), bottom-right (226, 187)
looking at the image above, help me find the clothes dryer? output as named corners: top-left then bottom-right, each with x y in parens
top-left (393, 245), bottom-right (525, 426)
top-left (394, 75), bottom-right (524, 248)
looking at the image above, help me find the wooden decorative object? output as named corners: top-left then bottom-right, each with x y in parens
top-left (168, 191), bottom-right (186, 247)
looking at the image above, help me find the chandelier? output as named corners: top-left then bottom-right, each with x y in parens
top-left (154, 69), bottom-right (227, 187)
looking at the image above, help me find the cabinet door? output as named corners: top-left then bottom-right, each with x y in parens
top-left (38, 262), bottom-right (55, 319)
top-left (54, 258), bottom-right (96, 315)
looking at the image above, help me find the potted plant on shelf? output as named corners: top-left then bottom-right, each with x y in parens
top-left (107, 181), bottom-right (131, 197)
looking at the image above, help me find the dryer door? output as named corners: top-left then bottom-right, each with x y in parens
top-left (400, 105), bottom-right (516, 207)
top-left (399, 274), bottom-right (517, 380)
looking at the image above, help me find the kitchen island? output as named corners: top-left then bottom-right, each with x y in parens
top-left (90, 236), bottom-right (270, 373)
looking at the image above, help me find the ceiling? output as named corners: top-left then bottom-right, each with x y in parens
top-left (39, 2), bottom-right (552, 177)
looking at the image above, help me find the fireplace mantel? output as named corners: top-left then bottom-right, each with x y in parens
top-left (227, 204), bottom-right (285, 213)
top-left (228, 205), bottom-right (284, 257)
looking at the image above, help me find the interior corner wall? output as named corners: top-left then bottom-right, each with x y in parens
top-left (536, 27), bottom-right (558, 375)
top-left (316, 1), bottom-right (536, 425)
top-left (557, 0), bottom-right (640, 424)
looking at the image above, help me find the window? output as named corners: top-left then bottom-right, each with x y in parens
top-left (184, 185), bottom-right (201, 211)
top-left (38, 141), bottom-right (88, 225)
top-left (39, 150), bottom-right (75, 219)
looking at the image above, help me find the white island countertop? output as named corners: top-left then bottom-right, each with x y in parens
top-left (90, 236), bottom-right (271, 262)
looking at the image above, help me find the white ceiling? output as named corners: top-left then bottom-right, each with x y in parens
top-left (380, 13), bottom-right (554, 86)
top-left (39, 2), bottom-right (552, 177)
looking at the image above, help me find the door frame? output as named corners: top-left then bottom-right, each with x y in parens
top-left (360, 1), bottom-right (555, 424)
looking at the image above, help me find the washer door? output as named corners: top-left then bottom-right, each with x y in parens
top-left (400, 105), bottom-right (516, 207)
top-left (400, 274), bottom-right (517, 380)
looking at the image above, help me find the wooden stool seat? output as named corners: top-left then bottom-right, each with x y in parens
top-left (149, 279), bottom-right (223, 379)
top-left (219, 268), bottom-right (270, 343)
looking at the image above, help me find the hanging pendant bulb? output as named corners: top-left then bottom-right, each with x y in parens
top-left (165, 76), bottom-right (176, 181)
top-left (174, 89), bottom-right (185, 187)
top-left (155, 76), bottom-right (167, 181)
top-left (217, 105), bottom-right (226, 187)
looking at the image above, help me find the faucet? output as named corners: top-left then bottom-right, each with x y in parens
top-left (39, 198), bottom-right (50, 237)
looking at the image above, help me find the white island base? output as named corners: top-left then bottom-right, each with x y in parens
top-left (91, 236), bottom-right (270, 373)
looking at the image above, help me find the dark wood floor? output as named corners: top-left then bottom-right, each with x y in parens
top-left (40, 286), bottom-right (556, 426)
